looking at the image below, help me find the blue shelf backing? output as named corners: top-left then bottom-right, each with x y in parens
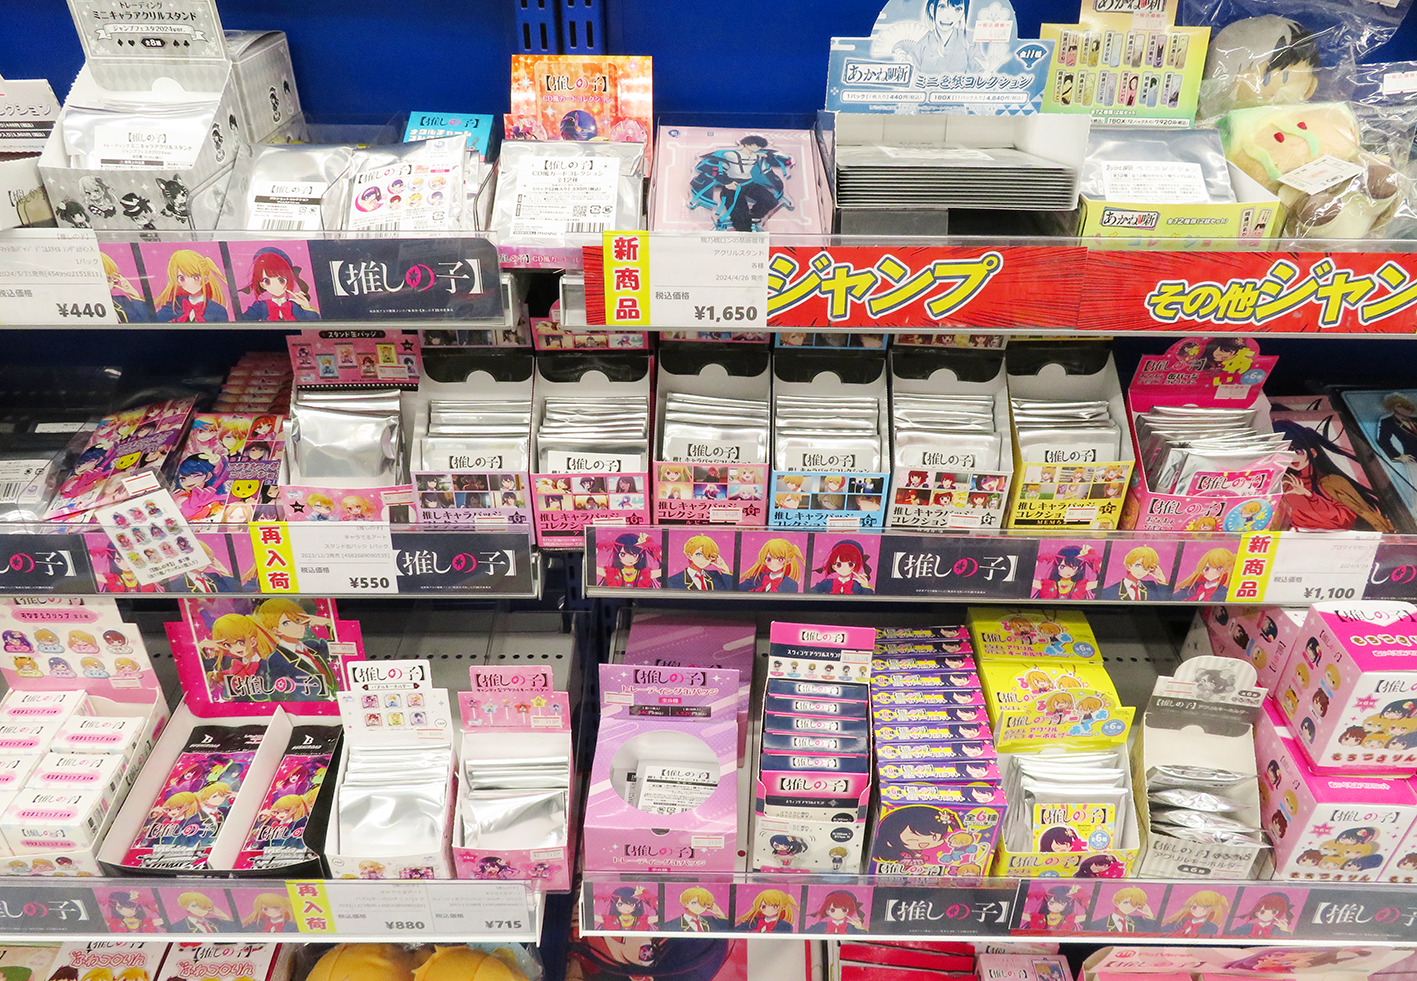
top-left (516, 0), bottom-right (562, 54)
top-left (561, 0), bottom-right (605, 53)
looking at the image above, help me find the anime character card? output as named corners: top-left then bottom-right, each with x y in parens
top-left (280, 484), bottom-right (415, 522)
top-left (168, 597), bottom-right (362, 715)
top-left (122, 723), bottom-right (265, 869)
top-left (507, 55), bottom-right (653, 162)
top-left (46, 398), bottom-right (197, 520)
top-left (287, 329), bottom-right (422, 389)
top-left (233, 724), bottom-right (339, 870)
top-left (1339, 389), bottom-right (1417, 529)
top-left (413, 470), bottom-right (531, 527)
top-left (227, 241), bottom-right (321, 322)
top-left (93, 489), bottom-right (211, 586)
top-left (136, 242), bottom-right (236, 324)
top-left (173, 412), bottom-right (285, 523)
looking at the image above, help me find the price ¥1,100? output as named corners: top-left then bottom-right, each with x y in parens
top-left (693, 305), bottom-right (758, 323)
top-left (55, 302), bottom-right (108, 319)
top-left (1303, 586), bottom-right (1358, 600)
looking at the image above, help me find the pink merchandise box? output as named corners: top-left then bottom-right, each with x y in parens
top-left (1274, 602), bottom-right (1417, 774)
top-left (583, 664), bottom-right (740, 873)
top-left (1256, 699), bottom-right (1417, 881)
top-left (1120, 337), bottom-right (1284, 534)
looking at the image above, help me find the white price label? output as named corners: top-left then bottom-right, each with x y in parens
top-left (1263, 531), bottom-right (1380, 605)
top-left (1382, 70), bottom-right (1417, 95)
top-left (287, 521), bottom-right (400, 594)
top-left (1277, 155), bottom-right (1366, 196)
top-left (649, 231), bottom-right (768, 329)
top-left (511, 154), bottom-right (620, 238)
top-left (323, 881), bottom-right (435, 934)
top-left (425, 881), bottom-right (533, 937)
top-left (0, 229), bottom-right (116, 326)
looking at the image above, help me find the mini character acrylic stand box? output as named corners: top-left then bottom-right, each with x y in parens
top-left (887, 346), bottom-right (1013, 531)
top-left (453, 665), bottom-right (573, 892)
top-left (754, 623), bottom-right (876, 874)
top-left (1120, 337), bottom-right (1284, 534)
top-left (324, 659), bottom-right (456, 879)
top-left (0, 598), bottom-right (169, 876)
top-left (1133, 657), bottom-right (1268, 878)
top-left (770, 349), bottom-right (891, 530)
top-left (39, 0), bottom-right (250, 231)
top-left (584, 663), bottom-right (740, 873)
top-left (530, 352), bottom-right (653, 547)
top-left (1275, 601), bottom-right (1417, 775)
top-left (222, 30), bottom-right (302, 143)
top-left (97, 703), bottom-right (297, 876)
top-left (1004, 342), bottom-right (1134, 531)
top-left (1256, 699), bottom-right (1417, 881)
top-left (1197, 605), bottom-right (1305, 692)
top-left (409, 348), bottom-right (534, 529)
top-left (653, 342), bottom-right (772, 527)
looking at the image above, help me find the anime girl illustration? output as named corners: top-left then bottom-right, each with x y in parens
top-left (239, 247), bottom-right (320, 321)
top-left (1176, 547), bottom-right (1235, 602)
top-left (55, 200), bottom-right (91, 228)
top-left (736, 889), bottom-right (797, 933)
top-left (1024, 886), bottom-right (1084, 931)
top-left (1221, 949), bottom-right (1374, 973)
top-left (1163, 890), bottom-right (1230, 936)
top-left (242, 892), bottom-right (297, 932)
top-left (1038, 826), bottom-right (1086, 852)
top-left (689, 135), bottom-right (793, 232)
top-left (475, 856), bottom-right (515, 879)
top-left (341, 495), bottom-right (377, 520)
top-left (173, 456), bottom-right (226, 521)
top-left (202, 613), bottom-right (274, 693)
top-left (119, 192), bottom-right (154, 229)
top-left (810, 539), bottom-right (874, 594)
top-left (1075, 853), bottom-right (1127, 878)
top-left (599, 887), bottom-right (657, 931)
top-left (80, 176), bottom-right (118, 218)
top-left (871, 805), bottom-right (970, 867)
top-left (102, 253), bottom-right (151, 323)
top-left (154, 250), bottom-right (230, 322)
top-left (1274, 420), bottom-right (1392, 532)
top-left (156, 175), bottom-right (190, 223)
top-left (805, 891), bottom-right (866, 934)
top-left (104, 890), bottom-right (163, 932)
top-left (1229, 892), bottom-right (1295, 937)
top-left (1032, 544), bottom-right (1098, 600)
top-left (737, 537), bottom-right (803, 592)
top-left (597, 533), bottom-right (661, 588)
top-left (767, 834), bottom-right (808, 868)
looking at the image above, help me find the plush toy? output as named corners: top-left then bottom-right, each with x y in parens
top-left (1199, 16), bottom-right (1320, 120)
top-left (411, 947), bottom-right (526, 981)
top-left (306, 945), bottom-right (416, 981)
top-left (1220, 102), bottom-right (1407, 238)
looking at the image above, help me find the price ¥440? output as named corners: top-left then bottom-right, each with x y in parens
top-left (56, 302), bottom-right (108, 319)
top-left (694, 305), bottom-right (758, 323)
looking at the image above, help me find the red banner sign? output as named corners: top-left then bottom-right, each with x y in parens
top-left (1080, 251), bottom-right (1417, 334)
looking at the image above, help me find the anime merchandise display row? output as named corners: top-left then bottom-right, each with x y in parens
top-left (0, 596), bottom-right (576, 890)
top-left (0, 943), bottom-right (537, 981)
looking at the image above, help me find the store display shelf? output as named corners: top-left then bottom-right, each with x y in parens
top-left (0, 875), bottom-right (544, 943)
top-left (583, 525), bottom-right (1401, 607)
top-left (0, 524), bottom-right (540, 598)
top-left (578, 872), bottom-right (1417, 946)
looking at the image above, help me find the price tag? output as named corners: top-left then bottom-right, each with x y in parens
top-left (425, 881), bottom-right (533, 937)
top-left (0, 229), bottom-right (116, 325)
top-left (1263, 531), bottom-right (1380, 606)
top-left (322, 881), bottom-right (435, 935)
top-left (651, 232), bottom-right (768, 329)
top-left (287, 521), bottom-right (400, 594)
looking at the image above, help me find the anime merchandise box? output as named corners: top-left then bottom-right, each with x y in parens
top-left (98, 704), bottom-right (334, 879)
top-left (0, 598), bottom-right (168, 876)
top-left (770, 349), bottom-right (891, 531)
top-left (0, 79), bottom-right (61, 231)
top-left (408, 348), bottom-right (534, 529)
top-left (1077, 163), bottom-right (1284, 242)
top-left (652, 343), bottom-right (771, 527)
top-left (39, 0), bottom-right (251, 231)
top-left (585, 664), bottom-right (740, 874)
top-left (1120, 338), bottom-right (1285, 534)
top-left (224, 30), bottom-right (302, 143)
top-left (1082, 947), bottom-right (1417, 980)
top-left (155, 943), bottom-right (286, 981)
top-left (994, 746), bottom-right (1141, 879)
top-left (1132, 661), bottom-right (1268, 879)
top-left (0, 946), bottom-right (57, 981)
top-left (887, 347), bottom-right (1013, 532)
top-left (1198, 605), bottom-right (1306, 692)
top-left (1274, 602), bottom-right (1417, 775)
top-left (529, 352), bottom-right (653, 548)
top-left (1256, 699), bottom-right (1417, 882)
top-left (1004, 343), bottom-right (1134, 531)
top-left (323, 659), bottom-right (455, 880)
top-left (45, 944), bottom-right (169, 981)
top-left (453, 666), bottom-right (574, 892)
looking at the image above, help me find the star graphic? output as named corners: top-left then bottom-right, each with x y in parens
top-left (1356, 695), bottom-right (1379, 711)
top-left (400, 340), bottom-right (415, 352)
top-left (531, 695), bottom-right (547, 708)
top-left (1310, 822), bottom-right (1334, 837)
top-left (289, 502), bottom-right (305, 513)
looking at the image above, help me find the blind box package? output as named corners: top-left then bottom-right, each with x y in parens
top-left (888, 346), bottom-right (1013, 532)
top-left (653, 343), bottom-right (772, 528)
